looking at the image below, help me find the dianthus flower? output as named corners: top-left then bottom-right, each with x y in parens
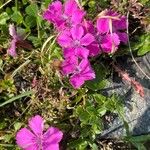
top-left (61, 55), bottom-right (78, 75)
top-left (16, 115), bottom-right (63, 150)
top-left (70, 59), bottom-right (95, 88)
top-left (57, 25), bottom-right (95, 59)
top-left (43, 0), bottom-right (85, 30)
top-left (100, 33), bottom-right (120, 53)
top-left (83, 20), bottom-right (100, 56)
top-left (97, 10), bottom-right (128, 53)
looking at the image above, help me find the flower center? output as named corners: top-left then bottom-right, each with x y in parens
top-left (36, 135), bottom-right (43, 150)
top-left (62, 14), bottom-right (68, 20)
top-left (74, 40), bottom-right (80, 47)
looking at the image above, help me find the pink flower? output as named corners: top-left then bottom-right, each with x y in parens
top-left (57, 25), bottom-right (95, 59)
top-left (7, 24), bottom-right (20, 57)
top-left (83, 20), bottom-right (95, 35)
top-left (97, 10), bottom-right (128, 44)
top-left (97, 10), bottom-right (127, 33)
top-left (101, 33), bottom-right (120, 53)
top-left (70, 59), bottom-right (95, 88)
top-left (86, 42), bottom-right (100, 57)
top-left (61, 55), bottom-right (78, 75)
top-left (16, 115), bottom-right (63, 150)
top-left (43, 0), bottom-right (85, 30)
top-left (83, 20), bottom-right (100, 56)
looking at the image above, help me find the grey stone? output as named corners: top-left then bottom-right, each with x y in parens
top-left (100, 53), bottom-right (150, 138)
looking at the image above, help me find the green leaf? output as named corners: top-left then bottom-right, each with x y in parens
top-left (25, 4), bottom-right (38, 16)
top-left (0, 134), bottom-right (13, 143)
top-left (93, 94), bottom-right (106, 105)
top-left (127, 135), bottom-right (150, 143)
top-left (37, 15), bottom-right (42, 27)
top-left (0, 121), bottom-right (7, 130)
top-left (88, 1), bottom-right (96, 7)
top-left (45, 0), bottom-right (52, 6)
top-left (76, 107), bottom-right (89, 124)
top-left (86, 64), bottom-right (108, 91)
top-left (91, 123), bottom-right (102, 134)
top-left (137, 34), bottom-right (150, 56)
top-left (68, 138), bottom-right (88, 150)
top-left (22, 0), bottom-right (28, 5)
top-left (97, 107), bottom-right (107, 116)
top-left (86, 106), bottom-right (97, 116)
top-left (11, 11), bottom-right (23, 24)
top-left (14, 122), bottom-right (22, 131)
top-left (80, 126), bottom-right (91, 137)
top-left (25, 15), bottom-right (36, 28)
top-left (139, 0), bottom-right (149, 5)
top-left (28, 36), bottom-right (42, 47)
top-left (0, 59), bottom-right (3, 69)
top-left (6, 7), bottom-right (12, 16)
top-left (131, 142), bottom-right (146, 150)
top-left (89, 143), bottom-right (99, 150)
top-left (0, 12), bottom-right (9, 25)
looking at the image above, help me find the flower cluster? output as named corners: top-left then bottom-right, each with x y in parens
top-left (97, 10), bottom-right (128, 53)
top-left (43, 0), bottom-right (127, 89)
top-left (16, 115), bottom-right (63, 150)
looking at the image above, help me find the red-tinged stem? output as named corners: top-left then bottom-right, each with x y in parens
top-left (112, 63), bottom-right (144, 97)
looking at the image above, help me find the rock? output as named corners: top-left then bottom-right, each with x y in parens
top-left (100, 53), bottom-right (150, 138)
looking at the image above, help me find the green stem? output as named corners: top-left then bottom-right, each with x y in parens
top-left (0, 144), bottom-right (15, 147)
top-left (37, 19), bottom-right (40, 39)
top-left (15, 0), bottom-right (18, 10)
top-left (11, 60), bottom-right (31, 78)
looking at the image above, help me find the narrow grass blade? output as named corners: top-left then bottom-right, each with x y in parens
top-left (11, 59), bottom-right (31, 78)
top-left (0, 143), bottom-right (15, 147)
top-left (0, 91), bottom-right (33, 107)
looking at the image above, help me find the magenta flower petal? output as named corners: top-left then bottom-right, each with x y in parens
top-left (70, 74), bottom-right (85, 88)
top-left (16, 115), bottom-right (63, 150)
top-left (61, 56), bottom-right (77, 75)
top-left (101, 33), bottom-right (120, 53)
top-left (28, 115), bottom-right (44, 136)
top-left (63, 48), bottom-right (75, 58)
top-left (71, 25), bottom-right (84, 40)
top-left (83, 20), bottom-right (95, 34)
top-left (80, 33), bottom-right (95, 46)
top-left (64, 0), bottom-right (78, 16)
top-left (16, 128), bottom-right (37, 149)
top-left (70, 59), bottom-right (95, 88)
top-left (97, 18), bottom-right (109, 33)
top-left (75, 47), bottom-right (89, 59)
top-left (117, 32), bottom-right (128, 44)
top-left (7, 39), bottom-right (17, 57)
top-left (48, 1), bottom-right (62, 15)
top-left (44, 144), bottom-right (59, 150)
top-left (96, 10), bottom-right (127, 38)
top-left (9, 24), bottom-right (17, 39)
top-left (43, 127), bottom-right (63, 144)
top-left (78, 59), bottom-right (95, 80)
top-left (43, 1), bottom-right (62, 23)
top-left (71, 9), bottom-right (85, 25)
top-left (57, 32), bottom-right (72, 48)
top-left (87, 42), bottom-right (100, 57)
top-left (114, 16), bottom-right (127, 30)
